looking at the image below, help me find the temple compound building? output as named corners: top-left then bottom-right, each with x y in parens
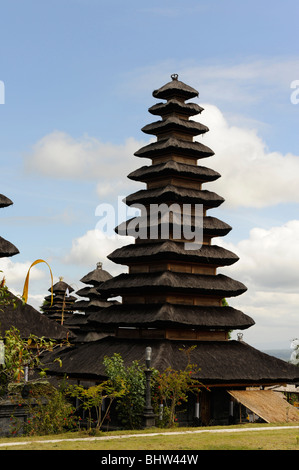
top-left (48, 76), bottom-right (299, 425)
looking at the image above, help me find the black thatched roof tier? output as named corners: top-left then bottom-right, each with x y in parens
top-left (0, 194), bottom-right (13, 208)
top-left (51, 280), bottom-right (74, 294)
top-left (124, 185), bottom-right (224, 209)
top-left (0, 194), bottom-right (19, 258)
top-left (108, 241), bottom-right (239, 267)
top-left (153, 77), bottom-right (199, 100)
top-left (88, 303), bottom-right (254, 330)
top-left (45, 336), bottom-right (299, 385)
top-left (99, 271), bottom-right (247, 298)
top-left (148, 99), bottom-right (203, 118)
top-left (0, 236), bottom-right (19, 258)
top-left (74, 263), bottom-right (115, 317)
top-left (0, 291), bottom-right (73, 340)
top-left (141, 117), bottom-right (209, 138)
top-left (44, 294), bottom-right (76, 304)
top-left (128, 161), bottom-right (220, 183)
top-left (115, 215), bottom-right (231, 238)
top-left (134, 137), bottom-right (214, 160)
top-left (42, 278), bottom-right (76, 318)
top-left (74, 299), bottom-right (114, 310)
top-left (79, 262), bottom-right (112, 286)
top-left (75, 286), bottom-right (100, 298)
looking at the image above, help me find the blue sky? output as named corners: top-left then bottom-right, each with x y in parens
top-left (0, 0), bottom-right (299, 350)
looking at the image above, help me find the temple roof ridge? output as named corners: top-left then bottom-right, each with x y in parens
top-left (153, 74), bottom-right (199, 100)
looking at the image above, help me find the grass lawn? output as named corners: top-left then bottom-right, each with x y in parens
top-left (1, 423), bottom-right (299, 450)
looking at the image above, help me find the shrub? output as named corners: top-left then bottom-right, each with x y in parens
top-left (103, 353), bottom-right (146, 429)
top-left (9, 381), bottom-right (77, 436)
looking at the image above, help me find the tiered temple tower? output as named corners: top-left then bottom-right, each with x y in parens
top-left (42, 277), bottom-right (76, 324)
top-left (97, 75), bottom-right (254, 340)
top-left (75, 262), bottom-right (114, 314)
top-left (48, 76), bottom-right (299, 426)
top-left (65, 262), bottom-right (118, 343)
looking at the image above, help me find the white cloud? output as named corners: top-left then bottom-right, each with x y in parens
top-left (217, 220), bottom-right (299, 347)
top-left (0, 258), bottom-right (51, 310)
top-left (196, 104), bottom-right (299, 207)
top-left (24, 131), bottom-right (145, 197)
top-left (23, 102), bottom-right (299, 210)
top-left (63, 229), bottom-right (133, 276)
top-left (219, 219), bottom-right (299, 291)
top-left (123, 57), bottom-right (299, 106)
top-left (0, 258), bottom-right (46, 285)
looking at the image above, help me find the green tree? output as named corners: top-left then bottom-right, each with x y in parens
top-left (103, 353), bottom-right (146, 429)
top-left (67, 380), bottom-right (126, 432)
top-left (152, 364), bottom-right (199, 427)
top-left (0, 274), bottom-right (17, 310)
top-left (0, 326), bottom-right (67, 394)
top-left (151, 346), bottom-right (201, 427)
top-left (10, 381), bottom-right (77, 436)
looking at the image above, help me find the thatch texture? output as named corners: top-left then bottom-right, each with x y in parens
top-left (74, 263), bottom-right (115, 316)
top-left (51, 280), bottom-right (74, 294)
top-left (42, 279), bottom-right (76, 320)
top-left (115, 215), bottom-right (231, 238)
top-left (98, 271), bottom-right (247, 298)
top-left (0, 291), bottom-right (73, 340)
top-left (128, 161), bottom-right (220, 183)
top-left (125, 185), bottom-right (224, 208)
top-left (0, 194), bottom-right (19, 258)
top-left (152, 77), bottom-right (199, 100)
top-left (88, 303), bottom-right (255, 330)
top-left (45, 336), bottom-right (299, 385)
top-left (76, 286), bottom-right (99, 298)
top-left (141, 117), bottom-right (209, 137)
top-left (0, 236), bottom-right (19, 258)
top-left (148, 99), bottom-right (203, 117)
top-left (108, 240), bottom-right (239, 267)
top-left (79, 262), bottom-right (112, 286)
top-left (134, 137), bottom-right (214, 160)
top-left (228, 390), bottom-right (299, 423)
top-left (0, 194), bottom-right (13, 208)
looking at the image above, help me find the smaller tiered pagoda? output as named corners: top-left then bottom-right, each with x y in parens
top-left (41, 277), bottom-right (76, 324)
top-left (74, 262), bottom-right (114, 314)
top-left (64, 262), bottom-right (118, 342)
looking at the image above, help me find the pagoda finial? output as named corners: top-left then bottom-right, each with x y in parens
top-left (97, 262), bottom-right (103, 270)
top-left (171, 74), bottom-right (178, 81)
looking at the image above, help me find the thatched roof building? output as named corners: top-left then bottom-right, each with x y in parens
top-left (0, 291), bottom-right (72, 340)
top-left (46, 76), bottom-right (299, 425)
top-left (47, 336), bottom-right (298, 386)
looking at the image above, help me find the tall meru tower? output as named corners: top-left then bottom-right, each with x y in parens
top-left (61, 75), bottom-right (299, 425)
